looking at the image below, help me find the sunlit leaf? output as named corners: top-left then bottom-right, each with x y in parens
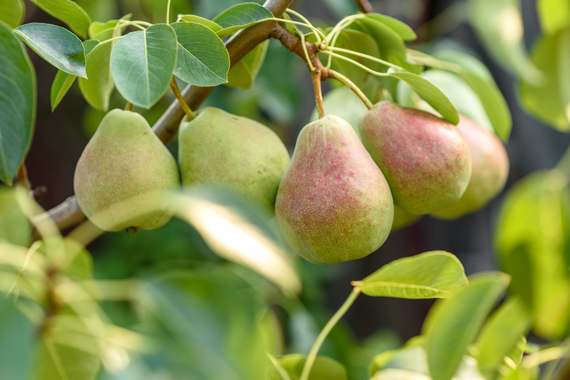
top-left (519, 29), bottom-right (570, 131)
top-left (0, 295), bottom-right (36, 380)
top-left (358, 251), bottom-right (467, 299)
top-left (89, 14), bottom-right (131, 41)
top-left (226, 39), bottom-right (269, 89)
top-left (79, 39), bottom-right (115, 111)
top-left (0, 21), bottom-right (36, 185)
top-left (467, 0), bottom-right (542, 84)
top-left (174, 187), bottom-right (301, 296)
top-left (0, 187), bottom-right (31, 246)
top-left (475, 296), bottom-right (531, 377)
top-left (495, 169), bottom-right (570, 339)
top-left (389, 71), bottom-right (459, 124)
top-left (423, 272), bottom-right (510, 380)
top-left (177, 14), bottom-right (222, 32)
top-left (29, 0), bottom-right (91, 38)
top-left (266, 354), bottom-right (347, 380)
top-left (364, 13), bottom-right (416, 41)
top-left (369, 338), bottom-right (428, 376)
top-left (0, 0), bottom-right (25, 28)
top-left (171, 21), bottom-right (230, 86)
top-left (15, 23), bottom-right (87, 78)
top-left (538, 0), bottom-right (570, 35)
top-left (110, 23), bottom-right (177, 109)
top-left (213, 2), bottom-right (274, 38)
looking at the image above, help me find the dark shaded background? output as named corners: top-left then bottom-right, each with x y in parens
top-left (20, 0), bottom-right (570, 347)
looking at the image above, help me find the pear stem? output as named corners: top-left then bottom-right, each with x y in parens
top-left (170, 77), bottom-right (196, 120)
top-left (15, 162), bottom-right (31, 191)
top-left (327, 69), bottom-right (374, 109)
top-left (311, 70), bottom-right (326, 118)
top-left (299, 287), bottom-right (361, 380)
top-left (124, 102), bottom-right (133, 111)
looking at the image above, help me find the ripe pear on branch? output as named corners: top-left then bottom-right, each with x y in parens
top-left (359, 101), bottom-right (472, 215)
top-left (178, 107), bottom-right (290, 212)
top-left (432, 116), bottom-right (509, 219)
top-left (74, 109), bottom-right (180, 232)
top-left (276, 115), bottom-right (394, 264)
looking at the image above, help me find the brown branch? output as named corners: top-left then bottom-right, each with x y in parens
top-left (355, 0), bottom-right (373, 13)
top-left (40, 0), bottom-right (295, 233)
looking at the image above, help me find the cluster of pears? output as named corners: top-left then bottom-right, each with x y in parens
top-left (74, 99), bottom-right (508, 265)
top-left (276, 101), bottom-right (508, 264)
top-left (74, 108), bottom-right (290, 232)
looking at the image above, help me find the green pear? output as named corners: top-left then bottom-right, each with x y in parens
top-left (359, 101), bottom-right (472, 215)
top-left (275, 115), bottom-right (394, 264)
top-left (432, 116), bottom-right (509, 219)
top-left (178, 107), bottom-right (290, 212)
top-left (391, 205), bottom-right (421, 231)
top-left (74, 109), bottom-right (180, 232)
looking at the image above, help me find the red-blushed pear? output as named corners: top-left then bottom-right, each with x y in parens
top-left (275, 115), bottom-right (394, 264)
top-left (432, 116), bottom-right (509, 219)
top-left (74, 109), bottom-right (180, 232)
top-left (178, 107), bottom-right (290, 212)
top-left (359, 102), bottom-right (472, 215)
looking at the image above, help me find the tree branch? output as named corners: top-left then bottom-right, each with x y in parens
top-left (40, 0), bottom-right (295, 232)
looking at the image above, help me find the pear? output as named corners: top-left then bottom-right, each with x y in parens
top-left (74, 109), bottom-right (180, 232)
top-left (432, 116), bottom-right (509, 219)
top-left (178, 107), bottom-right (290, 212)
top-left (391, 205), bottom-right (421, 232)
top-left (275, 115), bottom-right (394, 264)
top-left (359, 101), bottom-right (472, 215)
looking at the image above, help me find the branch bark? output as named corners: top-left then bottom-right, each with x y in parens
top-left (41, 0), bottom-right (295, 232)
top-left (355, 0), bottom-right (373, 13)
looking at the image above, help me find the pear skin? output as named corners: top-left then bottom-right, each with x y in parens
top-left (74, 109), bottom-right (180, 232)
top-left (392, 205), bottom-right (422, 231)
top-left (359, 102), bottom-right (472, 215)
top-left (432, 116), bottom-right (509, 219)
top-left (178, 107), bottom-right (290, 212)
top-left (275, 115), bottom-right (394, 264)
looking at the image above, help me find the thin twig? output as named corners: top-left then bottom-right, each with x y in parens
top-left (170, 77), bottom-right (196, 120)
top-left (355, 0), bottom-right (373, 13)
top-left (311, 70), bottom-right (325, 118)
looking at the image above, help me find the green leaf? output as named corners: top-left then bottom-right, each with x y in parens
top-left (79, 39), bottom-right (116, 111)
top-left (423, 272), bottom-right (510, 380)
top-left (326, 28), bottom-right (381, 91)
top-left (29, 0), bottom-right (91, 38)
top-left (519, 29), bottom-right (570, 131)
top-left (34, 330), bottom-right (100, 380)
top-left (226, 39), bottom-right (269, 89)
top-left (15, 23), bottom-right (87, 78)
top-left (0, 0), bottom-right (25, 28)
top-left (51, 39), bottom-right (98, 112)
top-left (110, 23), bottom-right (177, 109)
top-left (213, 2), bottom-right (274, 38)
top-left (0, 187), bottom-right (31, 246)
top-left (365, 13), bottom-right (417, 41)
top-left (0, 21), bottom-right (36, 186)
top-left (50, 70), bottom-right (76, 112)
top-left (0, 295), bottom-right (35, 380)
top-left (177, 14), bottom-right (223, 32)
top-left (400, 70), bottom-right (493, 131)
top-left (350, 17), bottom-right (406, 61)
top-left (538, 0), bottom-right (570, 35)
top-left (171, 22), bottom-right (230, 86)
top-left (267, 354), bottom-right (348, 380)
top-left (38, 237), bottom-right (93, 280)
top-left (369, 339), bottom-right (429, 376)
top-left (467, 0), bottom-right (542, 84)
top-left (370, 369), bottom-right (431, 380)
top-left (90, 14), bottom-right (131, 41)
top-left (174, 187), bottom-right (301, 296)
top-left (475, 297), bottom-right (531, 377)
top-left (389, 71), bottom-right (459, 124)
top-left (495, 169), bottom-right (570, 339)
top-left (359, 251), bottom-right (468, 299)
